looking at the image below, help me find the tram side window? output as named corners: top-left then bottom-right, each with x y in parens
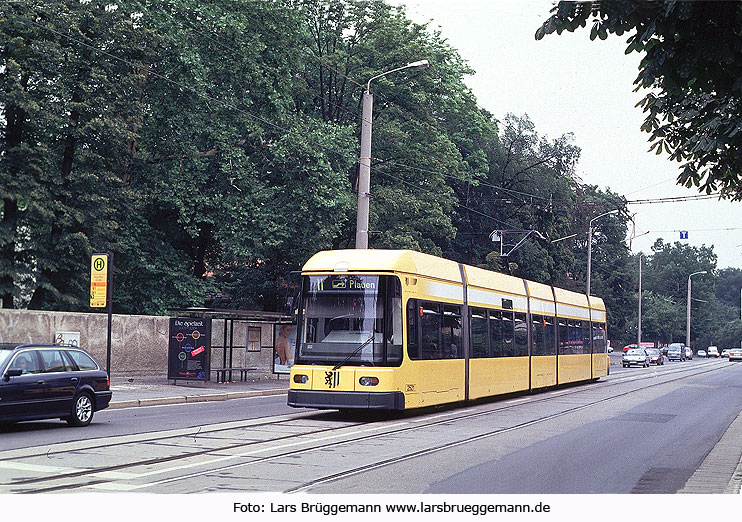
top-left (581, 321), bottom-right (591, 354)
top-left (470, 308), bottom-right (488, 358)
top-left (558, 319), bottom-right (569, 355)
top-left (421, 302), bottom-right (442, 359)
top-left (592, 323), bottom-right (606, 353)
top-left (406, 299), bottom-right (419, 360)
top-left (543, 316), bottom-right (556, 355)
top-left (514, 312), bottom-right (528, 356)
top-left (501, 311), bottom-right (515, 357)
top-left (387, 278), bottom-right (403, 364)
top-left (567, 320), bottom-right (583, 355)
top-left (442, 305), bottom-right (463, 358)
top-left (532, 315), bottom-right (545, 356)
top-left (490, 310), bottom-right (503, 357)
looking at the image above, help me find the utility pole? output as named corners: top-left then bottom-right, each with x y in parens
top-left (686, 270), bottom-right (707, 349)
top-left (637, 254), bottom-right (642, 348)
top-left (355, 60), bottom-right (429, 249)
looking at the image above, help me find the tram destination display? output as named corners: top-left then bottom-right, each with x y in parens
top-left (168, 317), bottom-right (212, 381)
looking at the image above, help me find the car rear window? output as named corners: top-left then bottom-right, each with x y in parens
top-left (66, 350), bottom-right (98, 371)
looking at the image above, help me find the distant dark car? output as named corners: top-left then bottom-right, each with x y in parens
top-left (0, 343), bottom-right (112, 426)
top-left (646, 348), bottom-right (664, 365)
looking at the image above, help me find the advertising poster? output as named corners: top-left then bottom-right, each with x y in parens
top-left (273, 323), bottom-right (296, 374)
top-left (168, 317), bottom-right (212, 381)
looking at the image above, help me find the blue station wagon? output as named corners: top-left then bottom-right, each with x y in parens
top-left (0, 343), bottom-right (112, 426)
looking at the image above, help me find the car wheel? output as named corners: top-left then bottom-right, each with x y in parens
top-left (67, 392), bottom-right (94, 427)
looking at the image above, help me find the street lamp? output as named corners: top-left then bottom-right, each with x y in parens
top-left (355, 60), bottom-right (430, 249)
top-left (637, 253), bottom-right (643, 349)
top-left (686, 270), bottom-right (707, 349)
top-left (586, 209), bottom-right (619, 296)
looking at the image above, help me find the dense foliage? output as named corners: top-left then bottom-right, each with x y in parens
top-left (536, 0), bottom-right (742, 200)
top-left (1, 1), bottom-right (738, 349)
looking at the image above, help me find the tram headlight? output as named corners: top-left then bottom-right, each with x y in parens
top-left (358, 376), bottom-right (379, 386)
top-left (293, 374), bottom-right (309, 384)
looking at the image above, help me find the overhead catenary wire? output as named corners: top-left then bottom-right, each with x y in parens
top-left (626, 193), bottom-right (722, 204)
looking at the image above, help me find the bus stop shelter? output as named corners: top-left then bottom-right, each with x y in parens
top-left (168, 308), bottom-right (292, 383)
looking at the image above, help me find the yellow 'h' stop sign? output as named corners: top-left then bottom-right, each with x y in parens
top-left (90, 254), bottom-right (108, 307)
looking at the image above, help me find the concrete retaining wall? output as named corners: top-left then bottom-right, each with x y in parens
top-left (0, 309), bottom-right (281, 379)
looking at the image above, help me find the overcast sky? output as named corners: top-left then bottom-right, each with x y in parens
top-left (395, 0), bottom-right (742, 270)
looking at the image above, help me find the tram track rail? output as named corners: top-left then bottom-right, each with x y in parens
top-left (2, 359), bottom-right (732, 493)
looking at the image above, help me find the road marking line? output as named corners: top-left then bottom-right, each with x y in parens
top-left (0, 461), bottom-right (87, 474)
top-left (81, 421), bottom-right (409, 489)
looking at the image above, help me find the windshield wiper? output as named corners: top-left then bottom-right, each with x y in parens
top-left (333, 336), bottom-right (374, 370)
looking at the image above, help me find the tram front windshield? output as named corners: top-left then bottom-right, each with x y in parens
top-left (297, 274), bottom-right (402, 366)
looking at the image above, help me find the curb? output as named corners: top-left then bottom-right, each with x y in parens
top-left (108, 388), bottom-right (288, 409)
top-left (680, 409), bottom-right (742, 494)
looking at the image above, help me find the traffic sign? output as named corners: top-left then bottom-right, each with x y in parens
top-left (680, 231), bottom-right (689, 239)
top-left (90, 254), bottom-right (108, 307)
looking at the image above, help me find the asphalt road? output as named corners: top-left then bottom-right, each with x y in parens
top-left (0, 393), bottom-right (295, 450)
top-left (425, 360), bottom-right (742, 493)
top-left (2, 357), bottom-right (740, 494)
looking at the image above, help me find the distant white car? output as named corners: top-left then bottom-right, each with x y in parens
top-left (721, 349), bottom-right (730, 358)
top-left (729, 348), bottom-right (742, 362)
top-left (708, 346), bottom-right (719, 358)
top-left (697, 350), bottom-right (707, 358)
top-left (623, 348), bottom-right (650, 368)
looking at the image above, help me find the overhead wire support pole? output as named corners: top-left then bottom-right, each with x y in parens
top-left (586, 209), bottom-right (619, 296)
top-left (686, 270), bottom-right (707, 349)
top-left (355, 60), bottom-right (429, 249)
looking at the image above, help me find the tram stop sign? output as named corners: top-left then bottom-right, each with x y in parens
top-left (90, 254), bottom-right (108, 308)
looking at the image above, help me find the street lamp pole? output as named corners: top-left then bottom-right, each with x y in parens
top-left (686, 270), bottom-right (707, 349)
top-left (355, 60), bottom-right (429, 249)
top-left (586, 209), bottom-right (619, 296)
top-left (637, 254), bottom-right (643, 349)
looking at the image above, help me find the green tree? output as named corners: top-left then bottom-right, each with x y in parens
top-left (536, 0), bottom-right (742, 200)
top-left (2, 1), bottom-right (151, 311)
top-left (296, 0), bottom-right (482, 256)
top-left (0, 1), bottom-right (55, 308)
top-left (638, 239), bottom-right (717, 346)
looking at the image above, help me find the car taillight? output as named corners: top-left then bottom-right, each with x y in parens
top-left (293, 374), bottom-right (309, 384)
top-left (359, 376), bottom-right (379, 386)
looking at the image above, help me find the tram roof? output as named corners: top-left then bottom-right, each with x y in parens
top-left (302, 249), bottom-right (463, 282)
top-left (302, 249), bottom-right (604, 310)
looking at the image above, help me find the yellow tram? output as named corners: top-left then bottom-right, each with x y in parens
top-left (288, 249), bottom-right (608, 410)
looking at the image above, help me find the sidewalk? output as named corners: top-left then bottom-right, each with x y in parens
top-left (108, 372), bottom-right (289, 409)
